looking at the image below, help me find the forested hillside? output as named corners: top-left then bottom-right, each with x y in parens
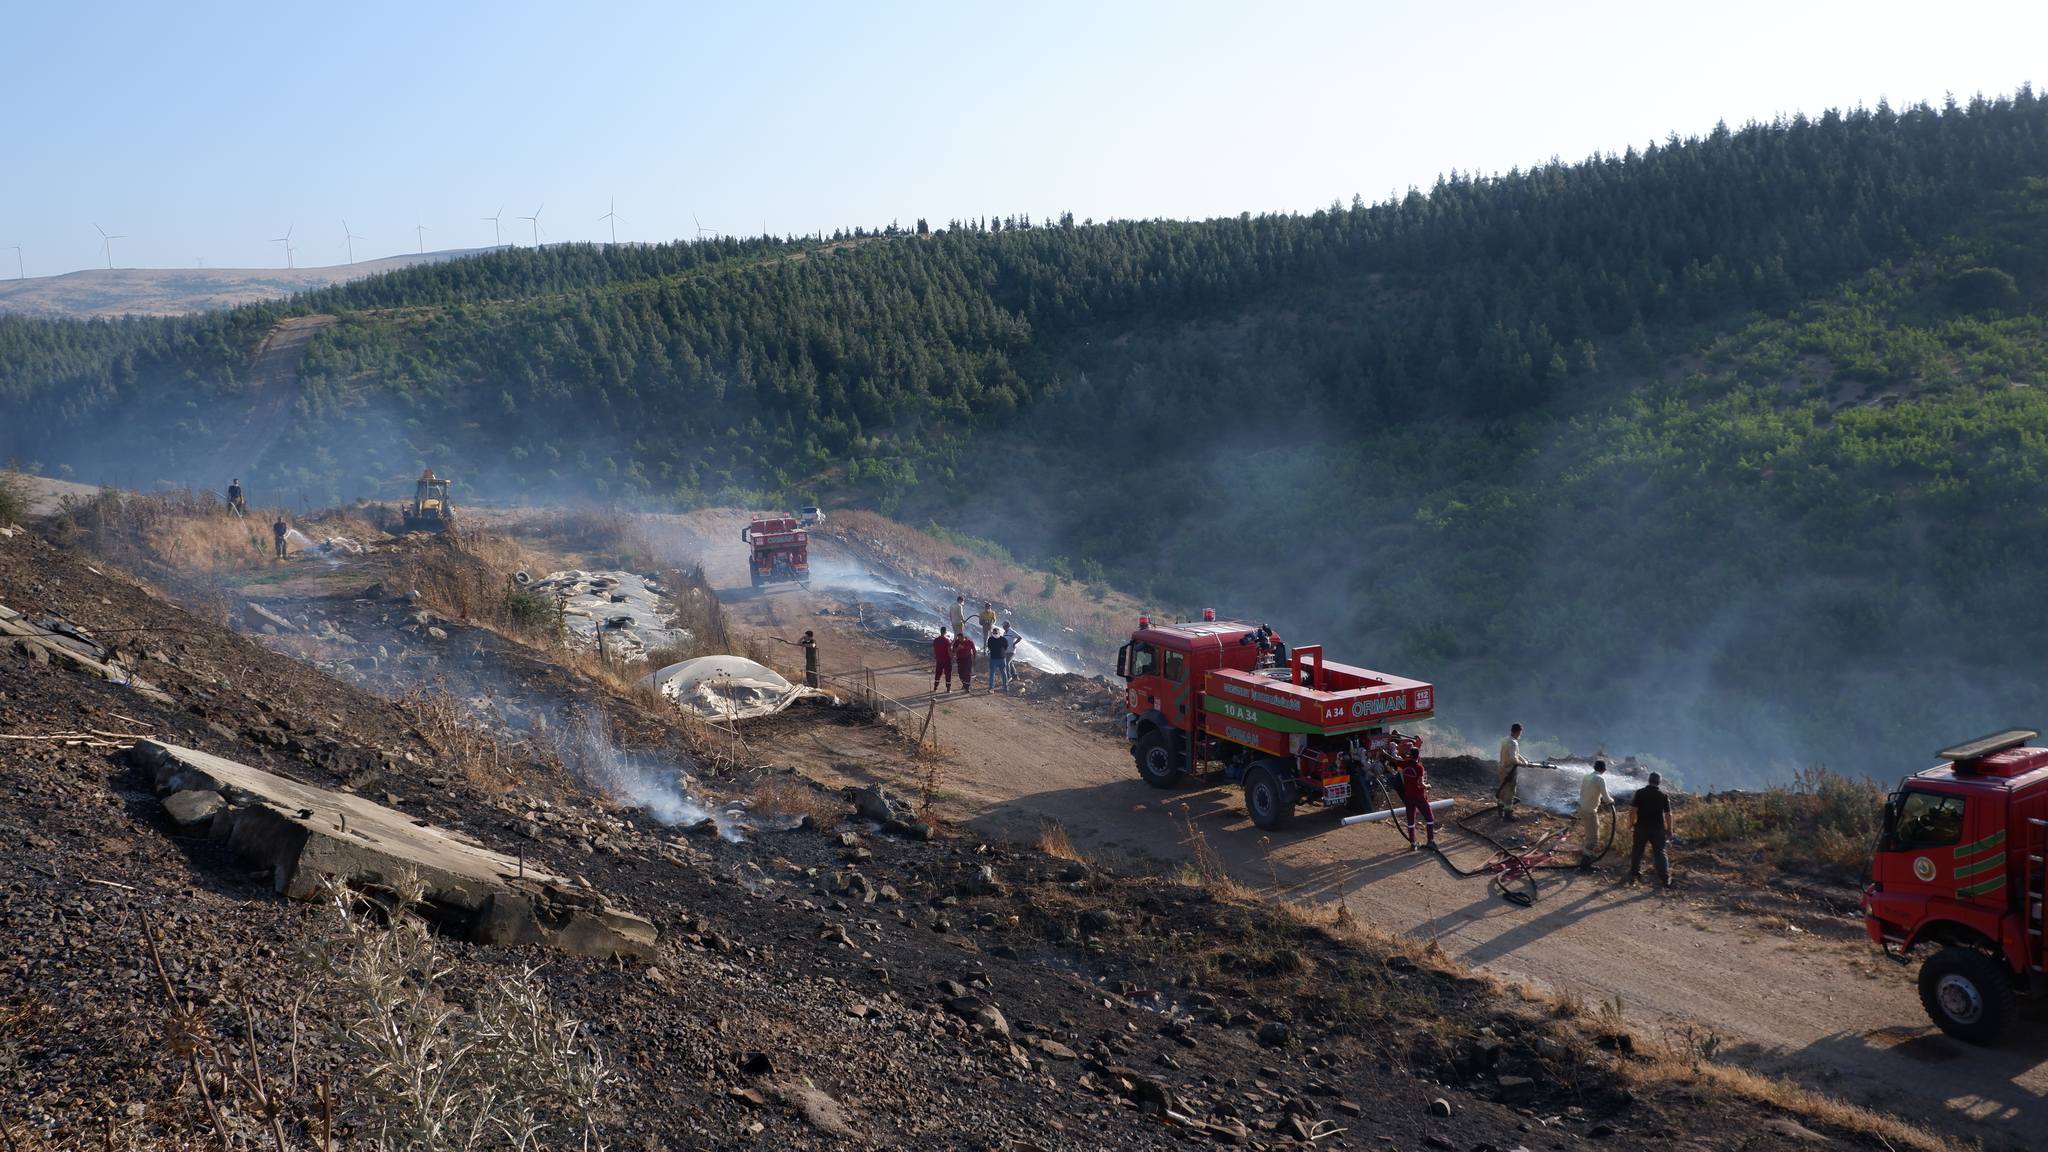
top-left (6, 90), bottom-right (2048, 781)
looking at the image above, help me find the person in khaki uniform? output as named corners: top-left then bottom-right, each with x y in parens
top-left (1497, 723), bottom-right (1529, 821)
top-left (1577, 759), bottom-right (1613, 869)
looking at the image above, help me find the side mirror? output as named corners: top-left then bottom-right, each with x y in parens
top-left (1116, 643), bottom-right (1129, 679)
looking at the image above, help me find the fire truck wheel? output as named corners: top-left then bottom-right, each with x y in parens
top-left (1244, 762), bottom-right (1297, 831)
top-left (1918, 947), bottom-right (2015, 1044)
top-left (1134, 730), bottom-right (1185, 789)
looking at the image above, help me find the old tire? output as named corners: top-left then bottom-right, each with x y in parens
top-left (1134, 730), bottom-right (1185, 789)
top-left (1244, 762), bottom-right (1296, 831)
top-left (1918, 947), bottom-right (2015, 1045)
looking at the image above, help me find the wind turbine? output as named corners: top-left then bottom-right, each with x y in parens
top-left (272, 224), bottom-right (295, 268)
top-left (415, 222), bottom-right (427, 253)
top-left (7, 246), bottom-right (21, 279)
top-left (94, 223), bottom-right (126, 270)
top-left (342, 219), bottom-right (368, 264)
top-left (482, 205), bottom-right (504, 247)
top-left (599, 196), bottom-right (623, 245)
top-left (693, 214), bottom-right (713, 241)
top-left (518, 203), bottom-right (544, 247)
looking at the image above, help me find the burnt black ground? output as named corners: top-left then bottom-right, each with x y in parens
top-left (0, 527), bottom-right (1943, 1149)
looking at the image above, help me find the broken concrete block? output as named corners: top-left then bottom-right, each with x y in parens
top-left (162, 789), bottom-right (226, 828)
top-left (244, 602), bottom-right (299, 633)
top-left (127, 741), bottom-right (656, 960)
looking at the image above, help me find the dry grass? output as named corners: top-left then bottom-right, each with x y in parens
top-left (397, 681), bottom-right (515, 791)
top-left (1618, 1049), bottom-right (1955, 1152)
top-left (516, 506), bottom-right (656, 570)
top-left (49, 488), bottom-right (272, 577)
top-left (1035, 819), bottom-right (1086, 863)
top-left (1678, 766), bottom-right (1884, 878)
top-left (826, 509), bottom-right (1146, 647)
top-left (749, 773), bottom-right (843, 829)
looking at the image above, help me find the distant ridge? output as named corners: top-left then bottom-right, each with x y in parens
top-left (0, 248), bottom-right (488, 318)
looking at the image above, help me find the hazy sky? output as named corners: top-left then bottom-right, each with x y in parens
top-left (4, 0), bottom-right (2041, 274)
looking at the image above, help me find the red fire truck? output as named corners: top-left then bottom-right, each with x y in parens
top-left (740, 515), bottom-right (810, 588)
top-left (1118, 615), bottom-right (1435, 830)
top-left (1862, 729), bottom-right (2048, 1043)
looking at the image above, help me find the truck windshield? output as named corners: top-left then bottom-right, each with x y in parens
top-left (1890, 790), bottom-right (1965, 848)
top-left (1128, 642), bottom-right (1157, 678)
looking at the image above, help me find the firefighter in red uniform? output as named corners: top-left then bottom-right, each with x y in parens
top-left (932, 628), bottom-right (954, 693)
top-left (952, 630), bottom-right (977, 693)
top-left (1397, 737), bottom-right (1436, 850)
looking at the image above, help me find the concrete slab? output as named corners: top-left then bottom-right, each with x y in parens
top-left (129, 741), bottom-right (656, 959)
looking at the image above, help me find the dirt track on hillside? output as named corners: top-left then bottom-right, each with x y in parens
top-left (656, 510), bottom-right (2048, 1143)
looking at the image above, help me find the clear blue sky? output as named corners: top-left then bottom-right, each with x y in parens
top-left (3, 0), bottom-right (2041, 274)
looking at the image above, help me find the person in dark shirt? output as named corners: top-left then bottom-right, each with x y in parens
top-left (987, 627), bottom-right (1013, 692)
top-left (1627, 772), bottom-right (1674, 889)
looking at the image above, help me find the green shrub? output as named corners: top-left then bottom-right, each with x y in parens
top-left (0, 471), bottom-right (25, 527)
top-left (505, 585), bottom-right (565, 641)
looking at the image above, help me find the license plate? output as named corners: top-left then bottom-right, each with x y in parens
top-left (1321, 781), bottom-right (1350, 807)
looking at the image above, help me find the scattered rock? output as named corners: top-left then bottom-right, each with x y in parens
top-left (1077, 907), bottom-right (1118, 934)
top-left (161, 789), bottom-right (224, 828)
top-left (1427, 1096), bottom-right (1452, 1118)
top-left (773, 1081), bottom-right (856, 1139)
top-left (943, 997), bottom-right (1010, 1038)
top-left (1496, 1074), bottom-right (1536, 1104)
top-left (1761, 1118), bottom-right (1830, 1143)
top-left (243, 602), bottom-right (299, 633)
top-left (1024, 1035), bottom-right (1077, 1061)
top-left (1255, 1021), bottom-right (1292, 1048)
top-left (852, 784), bottom-right (933, 840)
top-left (739, 1051), bottom-right (775, 1078)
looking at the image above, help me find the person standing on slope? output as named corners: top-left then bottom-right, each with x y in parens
top-left (226, 478), bottom-right (246, 516)
top-left (978, 601), bottom-right (997, 646)
top-left (272, 514), bottom-right (290, 560)
top-left (950, 595), bottom-right (968, 639)
top-left (1497, 723), bottom-right (1529, 822)
top-left (952, 629), bottom-right (977, 693)
top-left (1577, 759), bottom-right (1614, 870)
top-left (932, 627), bottom-right (954, 693)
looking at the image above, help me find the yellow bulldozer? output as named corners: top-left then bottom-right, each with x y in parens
top-left (402, 469), bottom-right (456, 532)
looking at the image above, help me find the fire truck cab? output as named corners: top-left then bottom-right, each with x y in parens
top-left (1863, 728), bottom-right (2048, 1043)
top-left (740, 515), bottom-right (809, 588)
top-left (1118, 614), bottom-right (1435, 831)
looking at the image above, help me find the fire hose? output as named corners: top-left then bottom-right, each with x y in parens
top-left (1424, 763), bottom-right (1618, 906)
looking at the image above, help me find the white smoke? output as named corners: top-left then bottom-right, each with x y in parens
top-left (559, 710), bottom-right (751, 841)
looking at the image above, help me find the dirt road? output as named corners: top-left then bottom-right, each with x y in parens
top-left (662, 510), bottom-right (2047, 1143)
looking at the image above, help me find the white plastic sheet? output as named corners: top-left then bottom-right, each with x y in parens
top-left (639, 655), bottom-right (829, 720)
